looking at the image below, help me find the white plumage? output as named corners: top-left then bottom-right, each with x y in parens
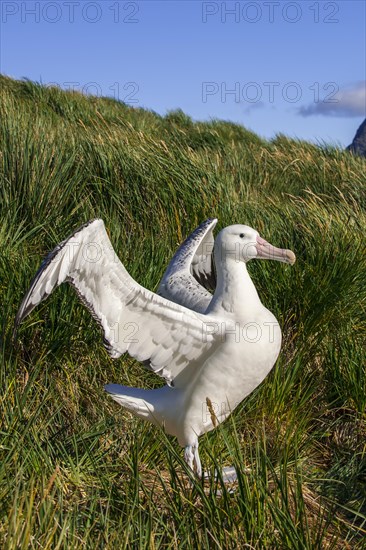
top-left (157, 218), bottom-right (217, 313)
top-left (15, 218), bottom-right (295, 476)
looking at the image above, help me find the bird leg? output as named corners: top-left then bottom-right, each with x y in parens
top-left (184, 442), bottom-right (202, 478)
top-left (193, 444), bottom-right (202, 478)
top-left (184, 445), bottom-right (194, 471)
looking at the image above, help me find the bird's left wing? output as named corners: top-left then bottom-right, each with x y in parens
top-left (157, 219), bottom-right (217, 313)
top-left (15, 219), bottom-right (221, 387)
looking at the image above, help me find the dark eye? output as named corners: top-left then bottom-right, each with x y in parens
top-left (239, 233), bottom-right (245, 238)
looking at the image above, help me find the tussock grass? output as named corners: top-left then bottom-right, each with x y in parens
top-left (0, 75), bottom-right (365, 548)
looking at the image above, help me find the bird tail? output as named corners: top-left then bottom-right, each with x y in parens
top-left (105, 384), bottom-right (162, 425)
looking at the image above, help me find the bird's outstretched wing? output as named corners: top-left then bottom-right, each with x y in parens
top-left (15, 220), bottom-right (220, 387)
top-left (157, 219), bottom-right (218, 313)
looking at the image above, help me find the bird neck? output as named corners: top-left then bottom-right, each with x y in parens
top-left (207, 257), bottom-right (263, 317)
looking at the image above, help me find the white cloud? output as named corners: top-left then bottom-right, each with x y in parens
top-left (299, 81), bottom-right (366, 118)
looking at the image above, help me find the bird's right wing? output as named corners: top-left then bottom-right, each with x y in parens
top-left (15, 219), bottom-right (222, 388)
top-left (157, 219), bottom-right (218, 313)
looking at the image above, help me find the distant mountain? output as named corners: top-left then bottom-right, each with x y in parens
top-left (347, 118), bottom-right (366, 157)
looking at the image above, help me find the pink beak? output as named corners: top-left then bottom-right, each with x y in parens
top-left (256, 235), bottom-right (296, 265)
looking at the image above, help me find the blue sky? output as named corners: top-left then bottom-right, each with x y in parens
top-left (1, 0), bottom-right (365, 146)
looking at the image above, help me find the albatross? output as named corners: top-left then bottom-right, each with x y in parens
top-left (15, 219), bottom-right (295, 477)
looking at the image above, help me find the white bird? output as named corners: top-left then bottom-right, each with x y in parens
top-left (15, 219), bottom-right (295, 477)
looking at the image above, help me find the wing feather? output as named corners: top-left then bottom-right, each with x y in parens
top-left (157, 219), bottom-right (218, 313)
top-left (15, 219), bottom-right (220, 387)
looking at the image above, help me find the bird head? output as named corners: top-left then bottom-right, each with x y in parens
top-left (215, 224), bottom-right (296, 265)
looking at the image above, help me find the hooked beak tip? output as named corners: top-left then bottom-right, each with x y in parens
top-left (256, 235), bottom-right (296, 265)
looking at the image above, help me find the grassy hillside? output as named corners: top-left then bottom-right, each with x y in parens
top-left (1, 75), bottom-right (365, 549)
